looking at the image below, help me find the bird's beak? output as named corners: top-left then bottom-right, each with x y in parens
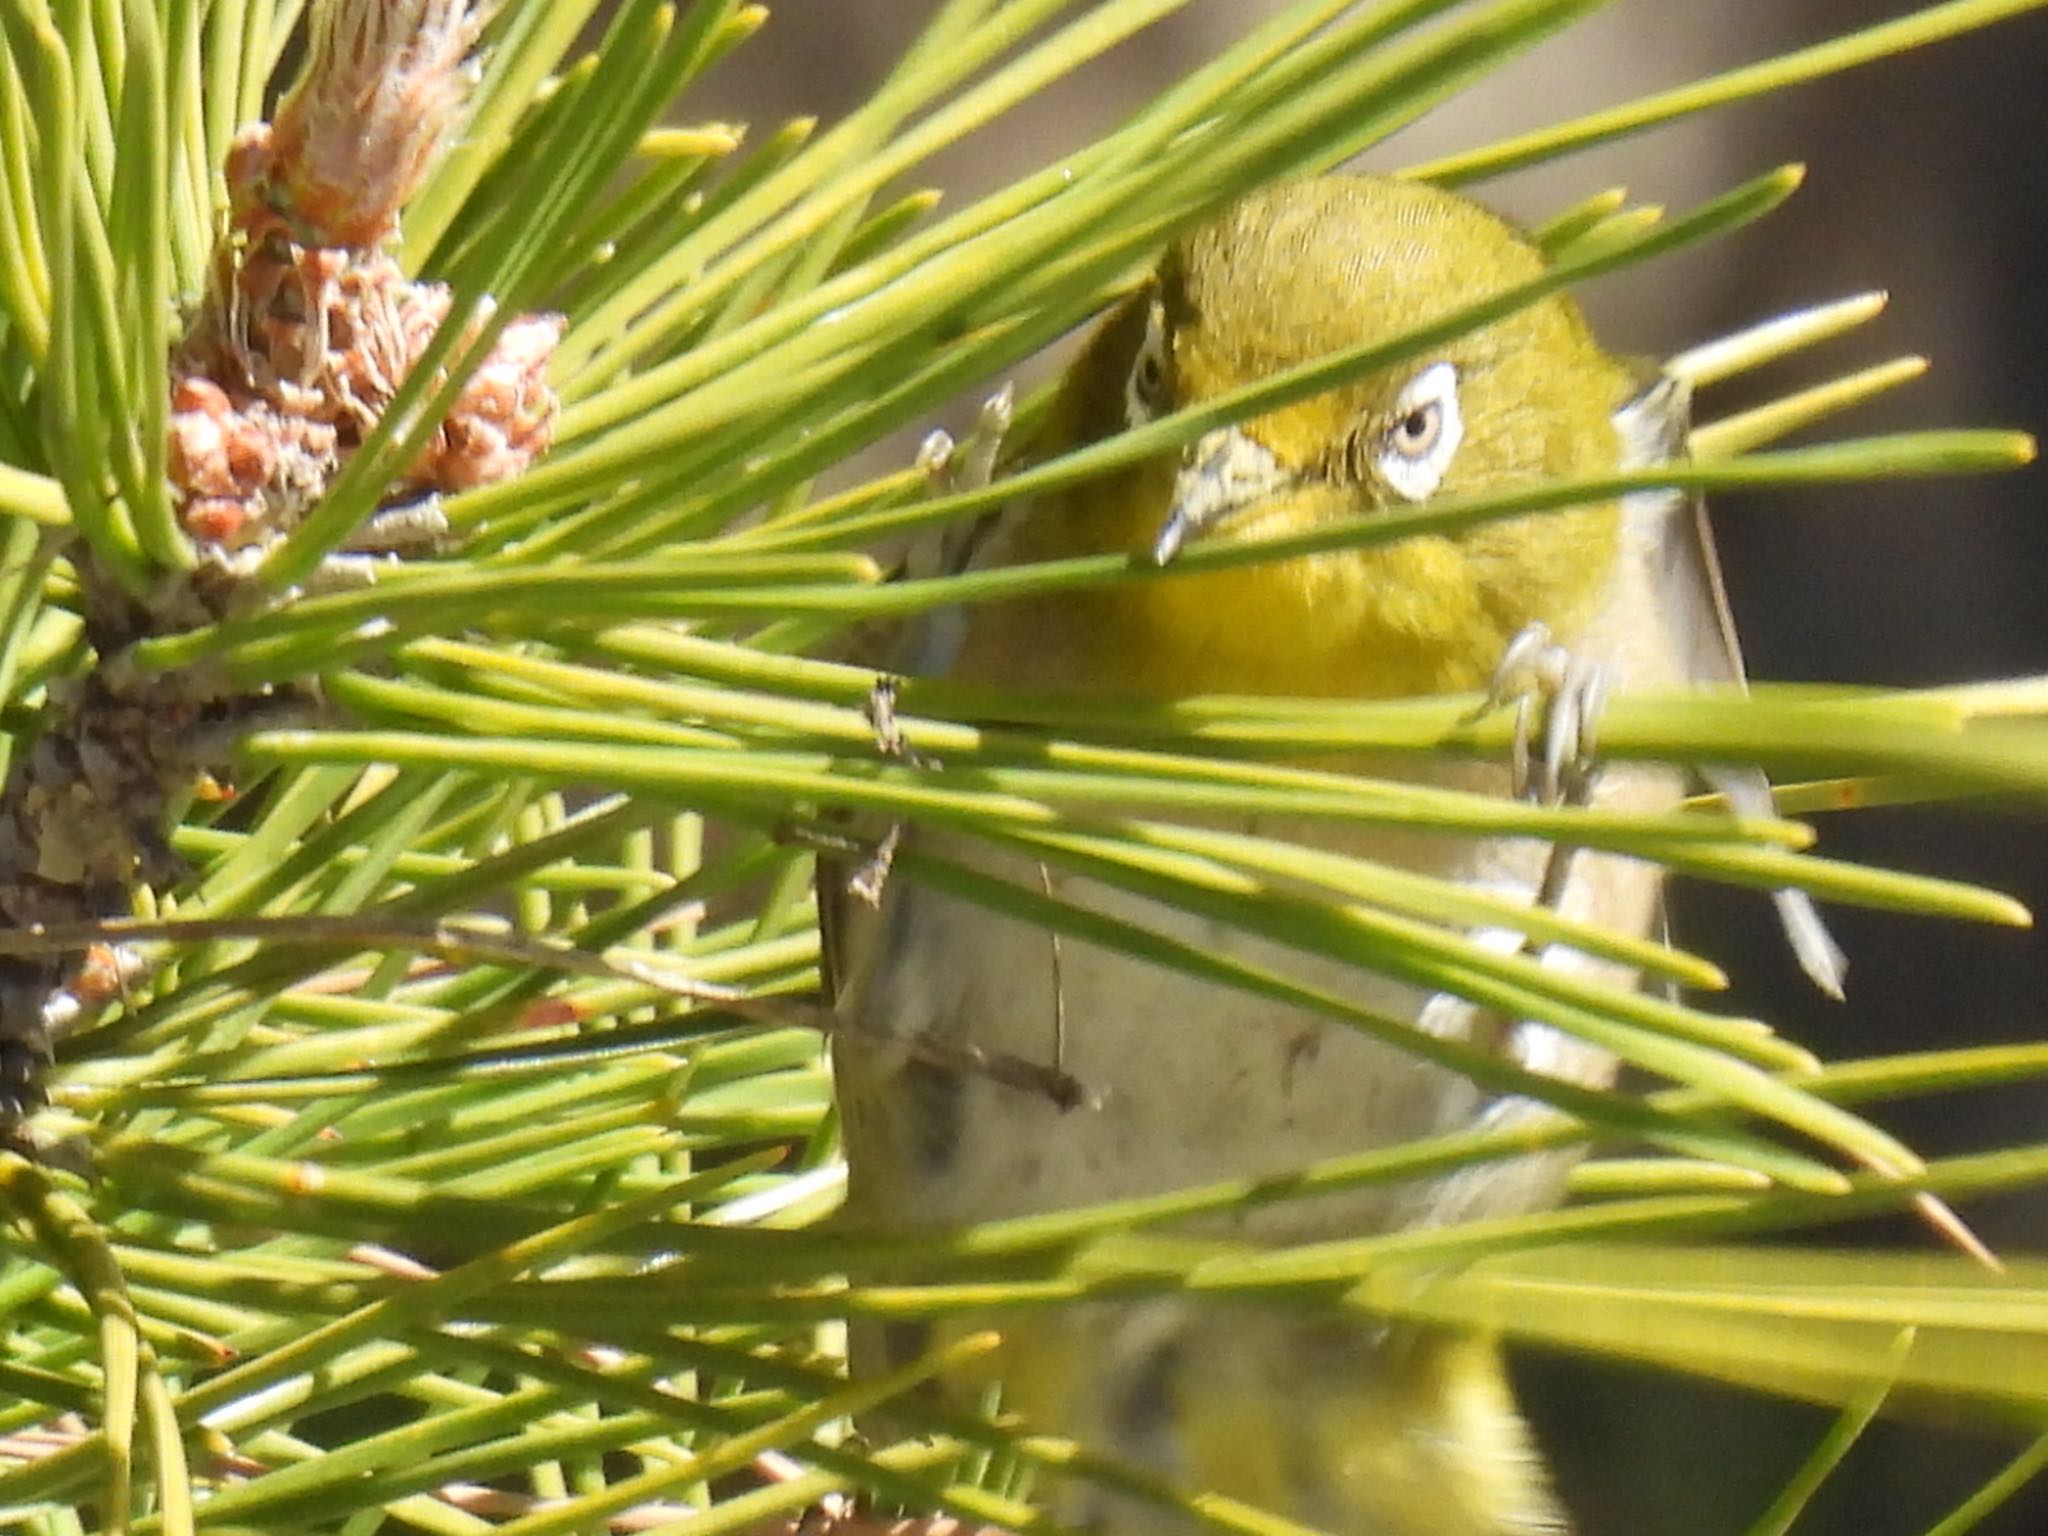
top-left (1151, 426), bottom-right (1291, 565)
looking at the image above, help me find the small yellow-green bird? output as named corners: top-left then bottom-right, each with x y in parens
top-left (829, 175), bottom-right (1841, 1536)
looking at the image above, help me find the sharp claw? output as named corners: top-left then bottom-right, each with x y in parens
top-left (1510, 692), bottom-right (1535, 800)
top-left (1487, 622), bottom-right (1552, 708)
top-left (915, 429), bottom-right (955, 479)
top-left (1544, 668), bottom-right (1580, 803)
top-left (917, 384), bottom-right (1014, 495)
top-left (1580, 666), bottom-right (1610, 765)
top-left (1487, 622), bottom-right (1607, 809)
top-left (950, 385), bottom-right (1014, 494)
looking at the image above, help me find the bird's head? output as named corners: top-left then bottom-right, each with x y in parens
top-left (985, 176), bottom-right (1646, 697)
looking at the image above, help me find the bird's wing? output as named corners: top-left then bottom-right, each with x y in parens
top-left (1615, 373), bottom-right (1847, 998)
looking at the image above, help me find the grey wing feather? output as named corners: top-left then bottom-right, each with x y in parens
top-left (1616, 375), bottom-right (1847, 999)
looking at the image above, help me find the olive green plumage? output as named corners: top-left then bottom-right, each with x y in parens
top-left (833, 173), bottom-right (1832, 1536)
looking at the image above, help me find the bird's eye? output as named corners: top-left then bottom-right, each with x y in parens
top-left (1124, 302), bottom-right (1171, 427)
top-left (1376, 361), bottom-right (1464, 502)
top-left (1390, 403), bottom-right (1442, 456)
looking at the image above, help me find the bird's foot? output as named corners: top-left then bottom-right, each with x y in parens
top-left (917, 384), bottom-right (1014, 497)
top-left (1480, 621), bottom-right (1612, 808)
top-left (863, 674), bottom-right (938, 769)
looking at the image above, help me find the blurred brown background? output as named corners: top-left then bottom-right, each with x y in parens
top-left (695, 4), bottom-right (2048, 1531)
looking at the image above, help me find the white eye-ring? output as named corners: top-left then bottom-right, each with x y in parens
top-left (1376, 361), bottom-right (1464, 502)
top-left (1124, 301), bottom-right (1170, 427)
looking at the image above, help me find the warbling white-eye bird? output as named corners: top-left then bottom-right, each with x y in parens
top-left (826, 174), bottom-right (1845, 1536)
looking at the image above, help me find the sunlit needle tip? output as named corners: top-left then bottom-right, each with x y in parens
top-left (1918, 1192), bottom-right (2003, 1273)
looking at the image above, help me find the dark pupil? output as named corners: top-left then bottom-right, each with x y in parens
top-left (1397, 403), bottom-right (1438, 451)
